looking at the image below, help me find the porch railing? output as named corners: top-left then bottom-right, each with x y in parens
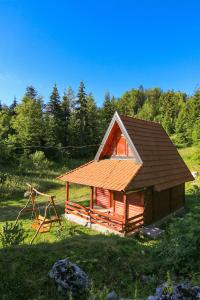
top-left (65, 201), bottom-right (90, 220)
top-left (65, 201), bottom-right (144, 234)
top-left (125, 213), bottom-right (144, 234)
top-left (90, 208), bottom-right (124, 233)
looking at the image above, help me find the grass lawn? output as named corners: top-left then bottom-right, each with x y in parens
top-left (0, 149), bottom-right (200, 299)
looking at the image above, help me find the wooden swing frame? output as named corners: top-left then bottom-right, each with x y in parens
top-left (15, 183), bottom-right (62, 244)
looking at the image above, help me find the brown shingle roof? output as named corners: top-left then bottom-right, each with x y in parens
top-left (120, 115), bottom-right (193, 191)
top-left (58, 113), bottom-right (193, 192)
top-left (58, 159), bottom-right (141, 192)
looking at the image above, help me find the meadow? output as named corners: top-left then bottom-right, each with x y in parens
top-left (0, 147), bottom-right (200, 299)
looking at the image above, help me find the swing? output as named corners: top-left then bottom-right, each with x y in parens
top-left (15, 183), bottom-right (62, 244)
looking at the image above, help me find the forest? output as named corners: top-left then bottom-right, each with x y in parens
top-left (0, 83), bottom-right (200, 299)
top-left (1, 81), bottom-right (200, 166)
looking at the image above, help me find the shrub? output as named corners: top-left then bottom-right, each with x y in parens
top-left (0, 222), bottom-right (27, 247)
top-left (29, 151), bottom-right (51, 171)
top-left (0, 171), bottom-right (8, 184)
top-left (154, 214), bottom-right (200, 274)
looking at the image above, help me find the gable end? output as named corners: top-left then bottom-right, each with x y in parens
top-left (95, 112), bottom-right (142, 164)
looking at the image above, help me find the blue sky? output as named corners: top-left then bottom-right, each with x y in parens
top-left (0, 0), bottom-right (200, 106)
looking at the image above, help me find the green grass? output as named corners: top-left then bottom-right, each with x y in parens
top-left (179, 146), bottom-right (200, 171)
top-left (0, 149), bottom-right (200, 299)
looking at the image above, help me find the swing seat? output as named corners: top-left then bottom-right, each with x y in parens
top-left (31, 220), bottom-right (51, 233)
top-left (31, 215), bottom-right (52, 233)
top-left (38, 214), bottom-right (60, 223)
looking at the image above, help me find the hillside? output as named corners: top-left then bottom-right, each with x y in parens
top-left (0, 147), bottom-right (199, 299)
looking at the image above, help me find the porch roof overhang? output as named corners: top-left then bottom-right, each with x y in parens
top-left (57, 159), bottom-right (142, 192)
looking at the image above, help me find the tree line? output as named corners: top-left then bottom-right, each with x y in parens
top-left (0, 82), bottom-right (200, 164)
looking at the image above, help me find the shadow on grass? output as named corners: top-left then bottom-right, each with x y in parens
top-left (0, 189), bottom-right (200, 299)
top-left (0, 203), bottom-right (65, 222)
top-left (0, 232), bottom-right (156, 300)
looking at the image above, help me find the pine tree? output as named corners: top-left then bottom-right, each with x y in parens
top-left (48, 84), bottom-right (62, 119)
top-left (65, 86), bottom-right (76, 111)
top-left (0, 101), bottom-right (2, 111)
top-left (75, 81), bottom-right (88, 145)
top-left (175, 101), bottom-right (193, 145)
top-left (46, 84), bottom-right (63, 146)
top-left (9, 97), bottom-right (17, 116)
top-left (61, 89), bottom-right (71, 146)
top-left (25, 86), bottom-right (38, 100)
top-left (159, 91), bottom-right (183, 134)
top-left (11, 96), bottom-right (44, 152)
top-left (101, 92), bottom-right (116, 127)
top-left (86, 93), bottom-right (99, 146)
top-left (0, 109), bottom-right (11, 141)
top-left (62, 90), bottom-right (71, 122)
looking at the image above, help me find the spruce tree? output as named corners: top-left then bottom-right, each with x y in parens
top-left (75, 81), bottom-right (88, 145)
top-left (61, 89), bottom-right (71, 146)
top-left (86, 93), bottom-right (99, 146)
top-left (25, 86), bottom-right (38, 100)
top-left (46, 84), bottom-right (63, 146)
top-left (9, 97), bottom-right (17, 116)
top-left (175, 101), bottom-right (193, 145)
top-left (159, 91), bottom-right (183, 134)
top-left (101, 92), bottom-right (116, 128)
top-left (48, 84), bottom-right (62, 120)
top-left (62, 90), bottom-right (71, 122)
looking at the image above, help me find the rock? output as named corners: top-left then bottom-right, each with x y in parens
top-left (105, 290), bottom-right (118, 300)
top-left (48, 258), bottom-right (89, 299)
top-left (147, 296), bottom-right (157, 300)
top-left (149, 281), bottom-right (200, 300)
top-left (155, 287), bottom-right (163, 297)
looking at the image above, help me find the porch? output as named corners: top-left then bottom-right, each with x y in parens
top-left (65, 183), bottom-right (144, 236)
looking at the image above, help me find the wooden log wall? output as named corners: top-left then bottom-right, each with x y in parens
top-left (143, 183), bottom-right (185, 224)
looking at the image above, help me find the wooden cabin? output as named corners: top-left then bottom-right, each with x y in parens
top-left (58, 112), bottom-right (194, 235)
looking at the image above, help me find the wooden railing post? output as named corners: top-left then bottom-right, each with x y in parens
top-left (90, 186), bottom-right (94, 209)
top-left (123, 192), bottom-right (127, 233)
top-left (66, 181), bottom-right (69, 214)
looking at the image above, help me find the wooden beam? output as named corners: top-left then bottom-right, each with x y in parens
top-left (66, 181), bottom-right (69, 204)
top-left (109, 191), bottom-right (111, 208)
top-left (94, 187), bottom-right (97, 204)
top-left (50, 196), bottom-right (62, 226)
top-left (123, 192), bottom-right (128, 223)
top-left (113, 191), bottom-right (115, 213)
top-left (90, 186), bottom-right (94, 209)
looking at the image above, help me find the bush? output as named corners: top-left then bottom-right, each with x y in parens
top-left (0, 222), bottom-right (27, 247)
top-left (29, 151), bottom-right (51, 171)
top-left (0, 171), bottom-right (8, 184)
top-left (154, 214), bottom-right (200, 274)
